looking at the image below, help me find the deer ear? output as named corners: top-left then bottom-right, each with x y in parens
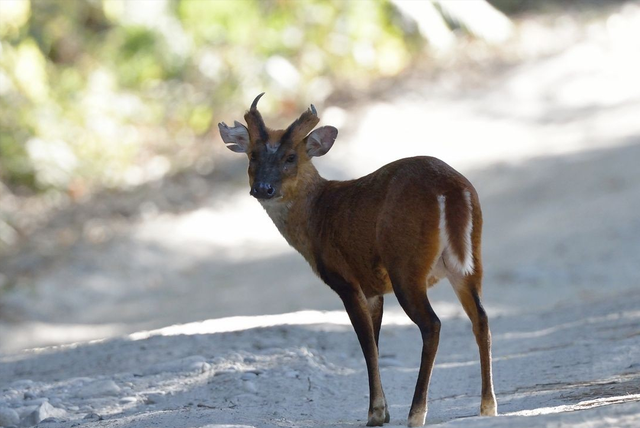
top-left (306, 126), bottom-right (338, 157)
top-left (218, 121), bottom-right (250, 153)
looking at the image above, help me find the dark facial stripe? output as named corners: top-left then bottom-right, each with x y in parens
top-left (281, 122), bottom-right (296, 144)
top-left (244, 110), bottom-right (269, 143)
top-left (282, 112), bottom-right (319, 145)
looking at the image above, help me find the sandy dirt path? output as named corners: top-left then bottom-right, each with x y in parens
top-left (2, 5), bottom-right (640, 427)
top-left (1, 289), bottom-right (639, 427)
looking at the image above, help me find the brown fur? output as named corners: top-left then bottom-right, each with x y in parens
top-left (283, 109), bottom-right (320, 143)
top-left (244, 109), bottom-right (268, 143)
top-left (224, 103), bottom-right (497, 427)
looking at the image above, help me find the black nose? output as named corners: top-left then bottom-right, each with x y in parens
top-left (251, 182), bottom-right (276, 199)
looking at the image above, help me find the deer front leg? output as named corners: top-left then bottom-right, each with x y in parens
top-left (319, 266), bottom-right (387, 426)
top-left (341, 290), bottom-right (386, 426)
top-left (367, 295), bottom-right (390, 423)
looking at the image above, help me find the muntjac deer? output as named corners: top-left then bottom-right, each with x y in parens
top-left (219, 93), bottom-right (497, 427)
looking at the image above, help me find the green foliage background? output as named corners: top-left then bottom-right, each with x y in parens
top-left (0, 0), bottom-right (422, 197)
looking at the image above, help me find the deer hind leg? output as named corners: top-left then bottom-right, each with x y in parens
top-left (390, 270), bottom-right (440, 427)
top-left (367, 295), bottom-right (390, 423)
top-left (378, 195), bottom-right (443, 426)
top-left (442, 189), bottom-right (497, 416)
top-left (448, 271), bottom-right (497, 416)
top-left (385, 233), bottom-right (441, 427)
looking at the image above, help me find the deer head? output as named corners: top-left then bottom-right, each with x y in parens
top-left (219, 93), bottom-right (338, 201)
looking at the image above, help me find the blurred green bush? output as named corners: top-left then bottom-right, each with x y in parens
top-left (0, 0), bottom-right (526, 199)
top-left (0, 0), bottom-right (423, 197)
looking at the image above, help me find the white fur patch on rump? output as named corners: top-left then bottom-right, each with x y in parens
top-left (438, 192), bottom-right (474, 275)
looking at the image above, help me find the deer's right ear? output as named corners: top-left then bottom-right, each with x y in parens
top-left (218, 121), bottom-right (250, 153)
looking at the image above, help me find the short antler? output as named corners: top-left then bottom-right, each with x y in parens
top-left (284, 103), bottom-right (320, 143)
top-left (244, 92), bottom-right (269, 142)
top-left (251, 92), bottom-right (265, 111)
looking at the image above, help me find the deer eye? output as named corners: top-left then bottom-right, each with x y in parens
top-left (286, 154), bottom-right (296, 163)
top-left (250, 152), bottom-right (257, 161)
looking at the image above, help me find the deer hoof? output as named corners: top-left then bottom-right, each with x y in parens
top-left (481, 397), bottom-right (497, 416)
top-left (367, 407), bottom-right (386, 426)
top-left (407, 410), bottom-right (426, 427)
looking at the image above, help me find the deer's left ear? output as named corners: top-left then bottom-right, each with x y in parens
top-left (218, 121), bottom-right (250, 153)
top-left (306, 126), bottom-right (338, 157)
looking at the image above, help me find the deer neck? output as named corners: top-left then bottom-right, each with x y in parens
top-left (259, 163), bottom-right (325, 263)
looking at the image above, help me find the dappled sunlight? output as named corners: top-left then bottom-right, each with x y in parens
top-left (391, 0), bottom-right (512, 52)
top-left (129, 310), bottom-right (356, 341)
top-left (308, 2), bottom-right (640, 184)
top-left (128, 300), bottom-right (474, 342)
top-left (0, 321), bottom-right (124, 356)
top-left (505, 393), bottom-right (640, 416)
top-left (324, 3), bottom-right (640, 180)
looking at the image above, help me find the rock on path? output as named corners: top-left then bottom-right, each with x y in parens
top-left (0, 407), bottom-right (20, 427)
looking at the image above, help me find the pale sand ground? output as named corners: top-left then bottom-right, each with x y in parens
top-left (1, 4), bottom-right (640, 427)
